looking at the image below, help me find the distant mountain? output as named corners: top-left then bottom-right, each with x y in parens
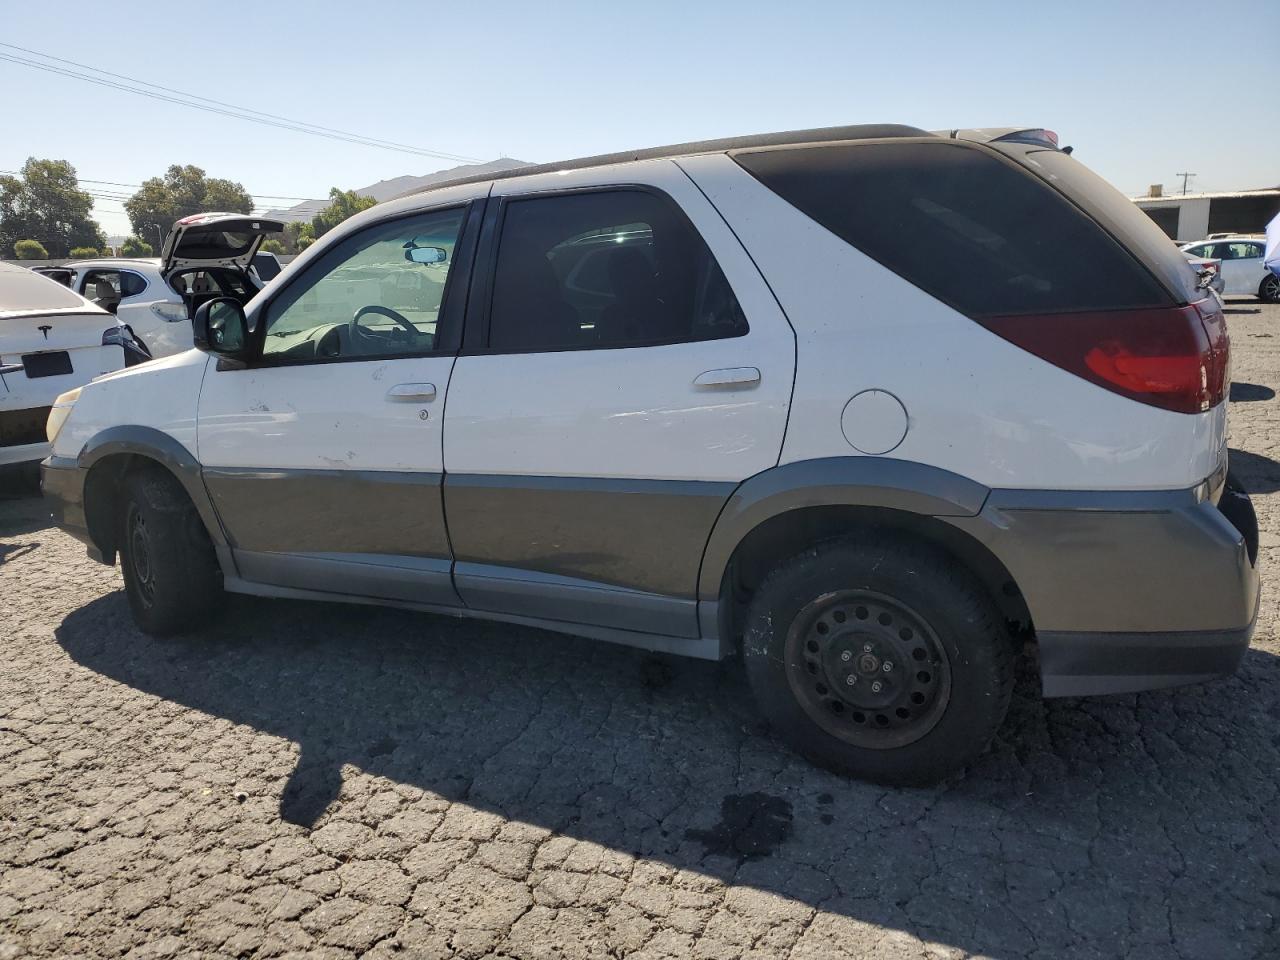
top-left (261, 158), bottom-right (532, 223)
top-left (360, 158), bottom-right (532, 201)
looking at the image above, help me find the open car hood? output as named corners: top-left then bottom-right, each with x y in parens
top-left (160, 213), bottom-right (284, 275)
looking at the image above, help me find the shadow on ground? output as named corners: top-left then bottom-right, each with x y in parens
top-left (1230, 446), bottom-right (1280, 493)
top-left (1230, 382), bottom-right (1276, 403)
top-left (55, 587), bottom-right (1280, 958)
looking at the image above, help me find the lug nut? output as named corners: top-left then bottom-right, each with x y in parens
top-left (845, 675), bottom-right (856, 686)
top-left (871, 681), bottom-right (883, 693)
top-left (882, 661), bottom-right (893, 672)
top-left (863, 643), bottom-right (873, 653)
top-left (841, 650), bottom-right (852, 662)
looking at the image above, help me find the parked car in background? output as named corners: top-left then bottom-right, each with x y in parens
top-left (29, 213), bottom-right (284, 358)
top-left (41, 124), bottom-right (1257, 785)
top-left (1181, 236), bottom-right (1279, 301)
top-left (1, 262), bottom-right (147, 467)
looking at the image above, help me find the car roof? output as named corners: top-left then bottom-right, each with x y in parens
top-left (65, 258), bottom-right (161, 268)
top-left (397, 123), bottom-right (931, 199)
top-left (0, 261), bottom-right (106, 319)
top-left (1185, 236), bottom-right (1264, 244)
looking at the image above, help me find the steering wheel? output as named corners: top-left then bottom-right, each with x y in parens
top-left (350, 305), bottom-right (418, 338)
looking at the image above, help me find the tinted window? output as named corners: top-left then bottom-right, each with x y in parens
top-left (262, 208), bottom-right (464, 361)
top-left (736, 142), bottom-right (1173, 317)
top-left (488, 190), bottom-right (747, 351)
top-left (118, 271), bottom-right (148, 297)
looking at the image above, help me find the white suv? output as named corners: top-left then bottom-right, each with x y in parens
top-left (41, 125), bottom-right (1260, 784)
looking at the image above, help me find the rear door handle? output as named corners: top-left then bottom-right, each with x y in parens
top-left (386, 382), bottom-right (437, 402)
top-left (693, 367), bottom-right (761, 389)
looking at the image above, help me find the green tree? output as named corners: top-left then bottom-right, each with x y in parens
top-left (123, 165), bottom-right (253, 241)
top-left (70, 246), bottom-right (99, 258)
top-left (258, 238), bottom-right (286, 255)
top-left (0, 159), bottom-right (105, 258)
top-left (120, 236), bottom-right (154, 257)
top-left (296, 236), bottom-right (315, 251)
top-left (14, 239), bottom-right (48, 259)
top-left (311, 188), bottom-right (376, 239)
top-left (282, 220), bottom-right (314, 254)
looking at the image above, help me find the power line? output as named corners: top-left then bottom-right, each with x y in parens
top-left (0, 43), bottom-right (479, 163)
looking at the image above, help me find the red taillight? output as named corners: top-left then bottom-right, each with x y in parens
top-left (979, 301), bottom-right (1228, 414)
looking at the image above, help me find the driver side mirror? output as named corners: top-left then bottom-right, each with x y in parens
top-left (193, 297), bottom-right (250, 360)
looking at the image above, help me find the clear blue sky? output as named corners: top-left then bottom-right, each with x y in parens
top-left (2, 0), bottom-right (1275, 237)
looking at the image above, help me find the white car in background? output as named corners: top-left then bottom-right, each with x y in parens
top-left (1180, 236), bottom-right (1279, 302)
top-left (1, 262), bottom-right (146, 466)
top-left (32, 213), bottom-right (284, 358)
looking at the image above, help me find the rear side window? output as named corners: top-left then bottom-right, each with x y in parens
top-left (487, 190), bottom-right (748, 352)
top-left (735, 142), bottom-right (1173, 317)
top-left (119, 271), bottom-right (148, 297)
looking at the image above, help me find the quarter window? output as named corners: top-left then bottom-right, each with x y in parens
top-left (261, 208), bottom-right (465, 361)
top-left (487, 190), bottom-right (747, 352)
top-left (736, 142), bottom-right (1172, 317)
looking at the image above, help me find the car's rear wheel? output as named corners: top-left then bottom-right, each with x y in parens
top-left (742, 536), bottom-right (1013, 785)
top-left (119, 466), bottom-right (222, 636)
top-left (1259, 273), bottom-right (1280, 304)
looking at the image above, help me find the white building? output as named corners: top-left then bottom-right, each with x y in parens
top-left (1133, 187), bottom-right (1280, 242)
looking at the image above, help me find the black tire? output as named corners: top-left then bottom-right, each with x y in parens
top-left (1259, 273), bottom-right (1280, 305)
top-left (118, 467), bottom-right (222, 636)
top-left (742, 536), bottom-right (1013, 785)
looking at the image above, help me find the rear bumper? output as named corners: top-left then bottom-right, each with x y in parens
top-left (40, 454), bottom-right (104, 560)
top-left (951, 473), bottom-right (1261, 697)
top-left (1036, 619), bottom-right (1256, 697)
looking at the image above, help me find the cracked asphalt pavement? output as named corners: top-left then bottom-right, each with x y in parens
top-left (3, 302), bottom-right (1280, 959)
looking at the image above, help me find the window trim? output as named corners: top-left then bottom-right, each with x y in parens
top-left (461, 183), bottom-right (749, 357)
top-left (242, 199), bottom-right (483, 369)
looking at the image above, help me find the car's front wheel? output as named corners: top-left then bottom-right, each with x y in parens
top-left (742, 536), bottom-right (1013, 785)
top-left (118, 466), bottom-right (223, 636)
top-left (1259, 273), bottom-right (1280, 304)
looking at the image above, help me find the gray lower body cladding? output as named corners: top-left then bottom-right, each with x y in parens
top-left (947, 479), bottom-right (1260, 697)
top-left (40, 450), bottom-right (1261, 698)
top-left (203, 467), bottom-right (452, 559)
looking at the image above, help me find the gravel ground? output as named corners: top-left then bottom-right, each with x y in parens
top-left (3, 300), bottom-right (1279, 960)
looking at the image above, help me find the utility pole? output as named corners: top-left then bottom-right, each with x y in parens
top-left (1176, 172), bottom-right (1196, 195)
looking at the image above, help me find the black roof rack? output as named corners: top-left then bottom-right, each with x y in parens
top-left (399, 123), bottom-right (931, 198)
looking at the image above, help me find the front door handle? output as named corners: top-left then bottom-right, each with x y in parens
top-left (386, 382), bottom-right (437, 402)
top-left (693, 367), bottom-right (761, 389)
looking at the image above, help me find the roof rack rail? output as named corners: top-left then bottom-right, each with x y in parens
top-left (398, 123), bottom-right (931, 198)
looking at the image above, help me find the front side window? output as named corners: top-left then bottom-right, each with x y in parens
top-left (487, 190), bottom-right (747, 352)
top-left (261, 207), bottom-right (465, 361)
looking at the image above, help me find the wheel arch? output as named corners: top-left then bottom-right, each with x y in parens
top-left (700, 458), bottom-right (1031, 649)
top-left (79, 426), bottom-right (227, 563)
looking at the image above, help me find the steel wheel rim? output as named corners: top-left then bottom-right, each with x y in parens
top-left (784, 589), bottom-right (952, 750)
top-left (1265, 275), bottom-right (1280, 301)
top-left (128, 510), bottom-right (156, 607)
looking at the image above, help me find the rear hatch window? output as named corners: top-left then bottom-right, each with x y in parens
top-left (1003, 146), bottom-right (1202, 305)
top-left (733, 140), bottom-right (1176, 317)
